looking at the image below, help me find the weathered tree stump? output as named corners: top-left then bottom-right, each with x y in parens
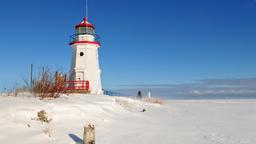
top-left (84, 124), bottom-right (95, 144)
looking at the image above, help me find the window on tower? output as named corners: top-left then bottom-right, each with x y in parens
top-left (80, 52), bottom-right (84, 56)
top-left (77, 27), bottom-right (86, 34)
top-left (86, 27), bottom-right (94, 34)
top-left (77, 27), bottom-right (94, 35)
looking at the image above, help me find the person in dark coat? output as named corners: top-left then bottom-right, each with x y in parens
top-left (137, 90), bottom-right (142, 99)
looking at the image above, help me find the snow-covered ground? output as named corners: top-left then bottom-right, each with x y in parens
top-left (0, 94), bottom-right (255, 144)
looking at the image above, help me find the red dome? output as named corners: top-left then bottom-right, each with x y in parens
top-left (75, 17), bottom-right (95, 29)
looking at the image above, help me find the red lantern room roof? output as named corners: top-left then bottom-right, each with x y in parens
top-left (75, 17), bottom-right (95, 29)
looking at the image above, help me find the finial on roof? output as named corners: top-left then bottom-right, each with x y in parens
top-left (83, 17), bottom-right (87, 23)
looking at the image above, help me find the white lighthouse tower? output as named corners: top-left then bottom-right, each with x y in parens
top-left (69, 17), bottom-right (103, 94)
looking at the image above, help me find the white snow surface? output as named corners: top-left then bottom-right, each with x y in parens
top-left (0, 94), bottom-right (256, 144)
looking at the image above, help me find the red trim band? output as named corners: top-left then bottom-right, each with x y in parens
top-left (75, 23), bottom-right (95, 29)
top-left (75, 17), bottom-right (95, 29)
top-left (69, 41), bottom-right (101, 46)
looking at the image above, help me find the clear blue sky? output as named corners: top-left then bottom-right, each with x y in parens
top-left (0, 0), bottom-right (256, 90)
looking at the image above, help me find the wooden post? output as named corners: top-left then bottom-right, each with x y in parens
top-left (84, 124), bottom-right (95, 144)
top-left (30, 64), bottom-right (33, 89)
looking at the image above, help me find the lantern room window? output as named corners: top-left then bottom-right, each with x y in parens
top-left (76, 27), bottom-right (94, 35)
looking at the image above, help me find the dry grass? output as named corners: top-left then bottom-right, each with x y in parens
top-left (37, 110), bottom-right (51, 123)
top-left (143, 98), bottom-right (165, 105)
top-left (15, 87), bottom-right (30, 95)
top-left (115, 98), bottom-right (137, 110)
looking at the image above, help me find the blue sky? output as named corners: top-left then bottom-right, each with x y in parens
top-left (0, 0), bottom-right (256, 94)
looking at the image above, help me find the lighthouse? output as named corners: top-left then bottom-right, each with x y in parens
top-left (69, 17), bottom-right (103, 94)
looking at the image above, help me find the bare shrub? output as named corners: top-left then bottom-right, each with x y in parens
top-left (31, 68), bottom-right (67, 99)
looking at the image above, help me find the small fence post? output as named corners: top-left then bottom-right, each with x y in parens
top-left (84, 123), bottom-right (95, 144)
top-left (30, 64), bottom-right (33, 89)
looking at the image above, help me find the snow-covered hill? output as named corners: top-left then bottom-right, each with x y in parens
top-left (0, 94), bottom-right (255, 144)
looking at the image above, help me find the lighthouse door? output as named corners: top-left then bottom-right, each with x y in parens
top-left (76, 72), bottom-right (84, 81)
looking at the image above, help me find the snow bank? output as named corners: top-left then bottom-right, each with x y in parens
top-left (0, 94), bottom-right (255, 144)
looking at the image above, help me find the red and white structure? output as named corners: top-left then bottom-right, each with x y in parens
top-left (69, 18), bottom-right (103, 94)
